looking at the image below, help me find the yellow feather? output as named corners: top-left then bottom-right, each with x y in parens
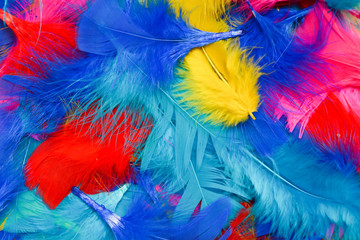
top-left (168, 0), bottom-right (231, 32)
top-left (174, 41), bottom-right (262, 127)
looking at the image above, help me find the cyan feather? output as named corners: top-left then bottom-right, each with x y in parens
top-left (2, 185), bottom-right (129, 239)
top-left (326, 0), bottom-right (360, 10)
top-left (77, 0), bottom-right (243, 86)
top-left (238, 138), bottom-right (360, 239)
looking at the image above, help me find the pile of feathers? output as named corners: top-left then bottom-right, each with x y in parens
top-left (0, 0), bottom-right (360, 239)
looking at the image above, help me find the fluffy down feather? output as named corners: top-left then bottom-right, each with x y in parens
top-left (0, 0), bottom-right (86, 78)
top-left (175, 42), bottom-right (261, 127)
top-left (25, 108), bottom-right (152, 209)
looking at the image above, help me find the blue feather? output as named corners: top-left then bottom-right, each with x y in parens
top-left (235, 6), bottom-right (330, 114)
top-left (239, 138), bottom-right (360, 239)
top-left (326, 0), bottom-right (360, 10)
top-left (0, 110), bottom-right (25, 214)
top-left (0, 231), bottom-right (16, 240)
top-left (77, 0), bottom-right (243, 86)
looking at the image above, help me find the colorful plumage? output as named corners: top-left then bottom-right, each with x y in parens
top-left (1, 0), bottom-right (360, 239)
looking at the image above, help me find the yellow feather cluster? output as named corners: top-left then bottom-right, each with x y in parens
top-left (175, 41), bottom-right (261, 127)
top-left (170, 0), bottom-right (262, 127)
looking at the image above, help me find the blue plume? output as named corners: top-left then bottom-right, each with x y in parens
top-left (235, 6), bottom-right (330, 112)
top-left (77, 0), bottom-right (243, 86)
top-left (0, 110), bottom-right (25, 214)
top-left (172, 197), bottom-right (232, 240)
top-left (0, 26), bottom-right (14, 46)
top-left (0, 231), bottom-right (16, 240)
top-left (239, 137), bottom-right (360, 239)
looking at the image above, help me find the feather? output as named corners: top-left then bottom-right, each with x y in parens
top-left (305, 93), bottom-right (360, 171)
top-left (0, 110), bottom-right (24, 214)
top-left (73, 185), bottom-right (233, 240)
top-left (170, 0), bottom-right (264, 127)
top-left (0, 0), bottom-right (86, 78)
top-left (295, 3), bottom-right (360, 90)
top-left (325, 0), bottom-right (360, 10)
top-left (4, 180), bottom-right (231, 240)
top-left (25, 108), bottom-right (152, 209)
top-left (168, 0), bottom-right (231, 32)
top-left (236, 6), bottom-right (332, 120)
top-left (237, 138), bottom-right (360, 239)
top-left (235, 0), bottom-right (315, 16)
top-left (277, 3), bottom-right (360, 133)
top-left (77, 0), bottom-right (243, 86)
top-left (2, 185), bottom-right (130, 239)
top-left (336, 87), bottom-right (360, 118)
top-left (226, 207), bottom-right (257, 240)
top-left (174, 42), bottom-right (262, 127)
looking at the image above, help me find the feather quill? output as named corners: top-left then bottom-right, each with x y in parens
top-left (77, 0), bottom-right (243, 86)
top-left (25, 108), bottom-right (152, 209)
top-left (2, 185), bottom-right (129, 239)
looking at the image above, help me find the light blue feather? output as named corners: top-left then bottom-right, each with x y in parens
top-left (231, 137), bottom-right (360, 239)
top-left (326, 0), bottom-right (360, 10)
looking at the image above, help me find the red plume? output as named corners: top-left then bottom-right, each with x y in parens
top-left (25, 109), bottom-right (152, 209)
top-left (0, 0), bottom-right (86, 78)
top-left (306, 92), bottom-right (360, 170)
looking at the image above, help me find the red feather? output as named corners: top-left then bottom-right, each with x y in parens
top-left (25, 109), bottom-right (152, 209)
top-left (0, 0), bottom-right (86, 78)
top-left (306, 93), bottom-right (360, 169)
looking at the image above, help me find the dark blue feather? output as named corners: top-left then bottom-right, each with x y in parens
top-left (235, 6), bottom-right (331, 113)
top-left (0, 110), bottom-right (24, 213)
top-left (77, 0), bottom-right (243, 86)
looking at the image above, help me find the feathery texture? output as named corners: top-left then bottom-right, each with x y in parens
top-left (305, 93), bottom-right (360, 171)
top-left (2, 185), bottom-right (130, 239)
top-left (326, 0), bottom-right (360, 10)
top-left (175, 42), bottom-right (262, 126)
top-left (77, 0), bottom-right (243, 86)
top-left (25, 108), bottom-right (152, 209)
top-left (0, 0), bottom-right (86, 78)
top-left (237, 6), bottom-right (331, 120)
top-left (0, 110), bottom-right (24, 214)
top-left (236, 0), bottom-right (315, 15)
top-left (241, 138), bottom-right (360, 239)
top-left (168, 0), bottom-right (231, 32)
top-left (277, 3), bottom-right (360, 133)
